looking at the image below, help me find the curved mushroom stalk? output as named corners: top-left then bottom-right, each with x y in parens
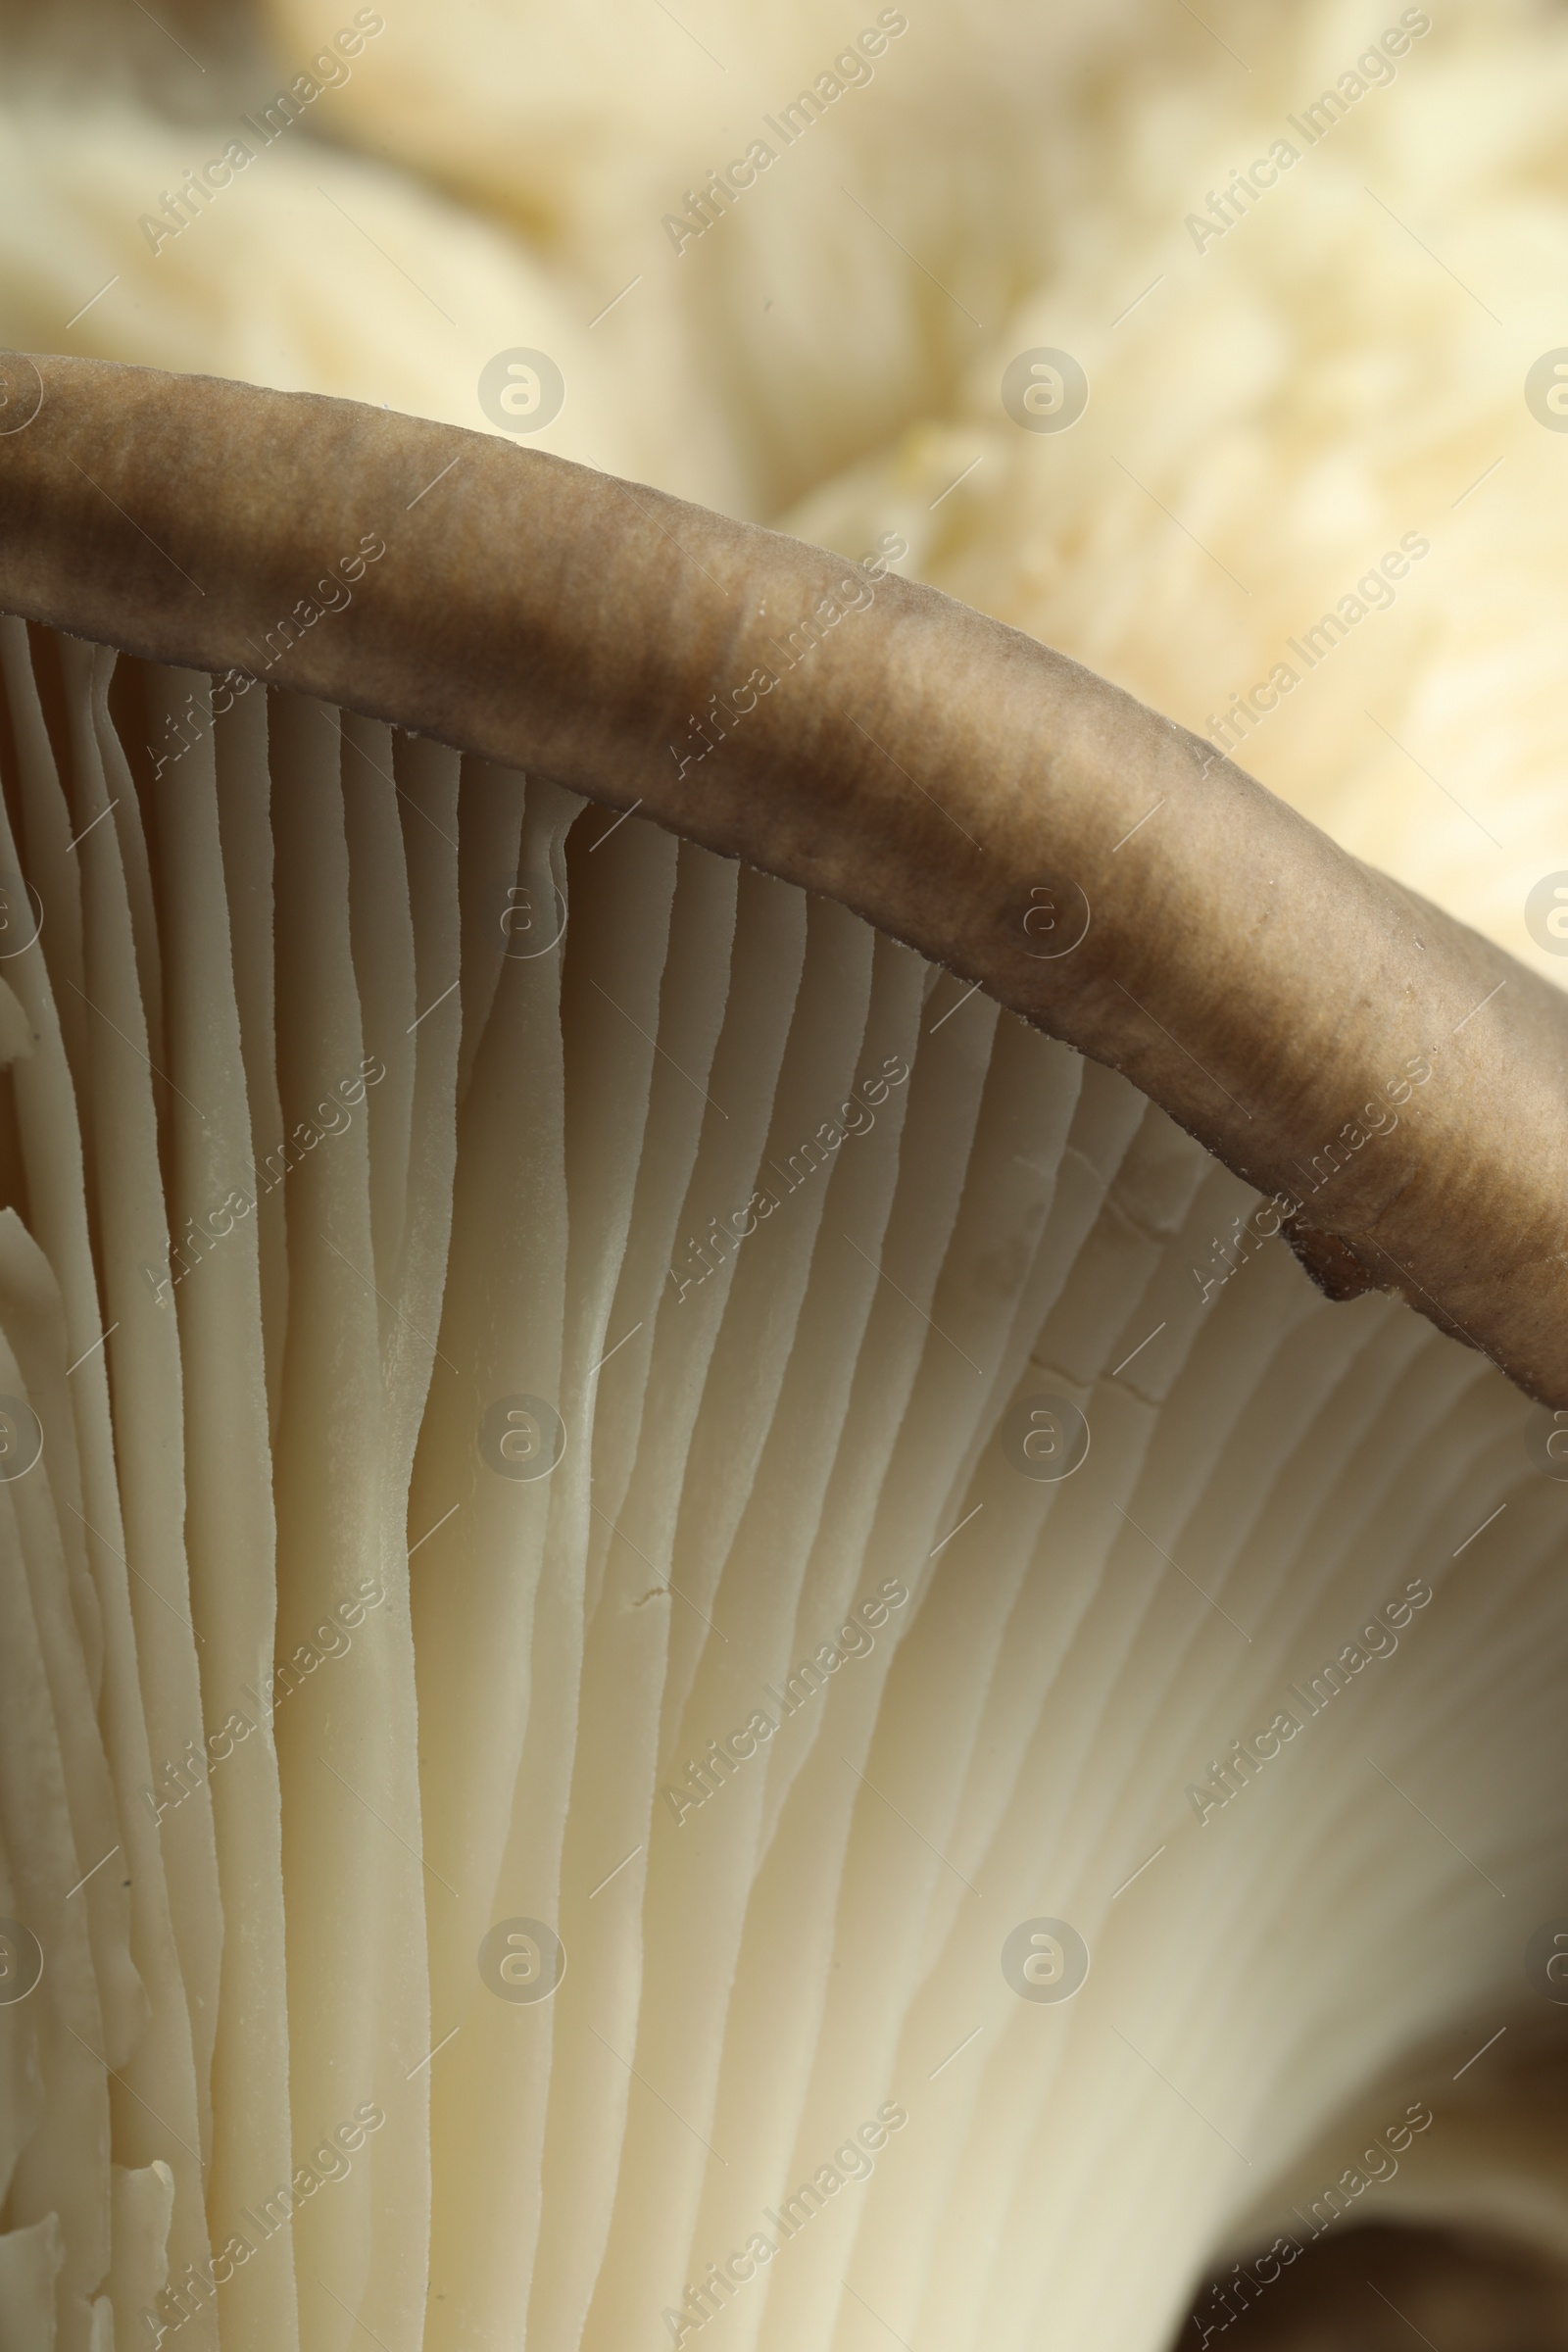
top-left (1185, 2010), bottom-right (1568, 2346)
top-left (1185, 2222), bottom-right (1568, 2350)
top-left (0, 367), bottom-right (1561, 2352)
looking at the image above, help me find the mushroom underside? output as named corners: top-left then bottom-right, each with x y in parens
top-left (0, 623), bottom-right (1563, 2352)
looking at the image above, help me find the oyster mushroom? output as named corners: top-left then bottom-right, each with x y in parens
top-left (0, 352), bottom-right (1563, 2352)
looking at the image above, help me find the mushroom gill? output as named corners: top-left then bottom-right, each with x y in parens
top-left (0, 357), bottom-right (1564, 2352)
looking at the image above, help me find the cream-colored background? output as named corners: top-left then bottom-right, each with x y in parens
top-left (4, 0), bottom-right (1564, 978)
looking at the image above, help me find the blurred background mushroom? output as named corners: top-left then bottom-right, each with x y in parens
top-left (4, 0), bottom-right (1568, 964)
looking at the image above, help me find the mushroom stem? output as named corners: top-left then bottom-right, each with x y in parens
top-left (1, 352), bottom-right (1564, 1402)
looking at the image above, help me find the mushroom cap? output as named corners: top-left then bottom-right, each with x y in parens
top-left (1, 352), bottom-right (1565, 1404)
